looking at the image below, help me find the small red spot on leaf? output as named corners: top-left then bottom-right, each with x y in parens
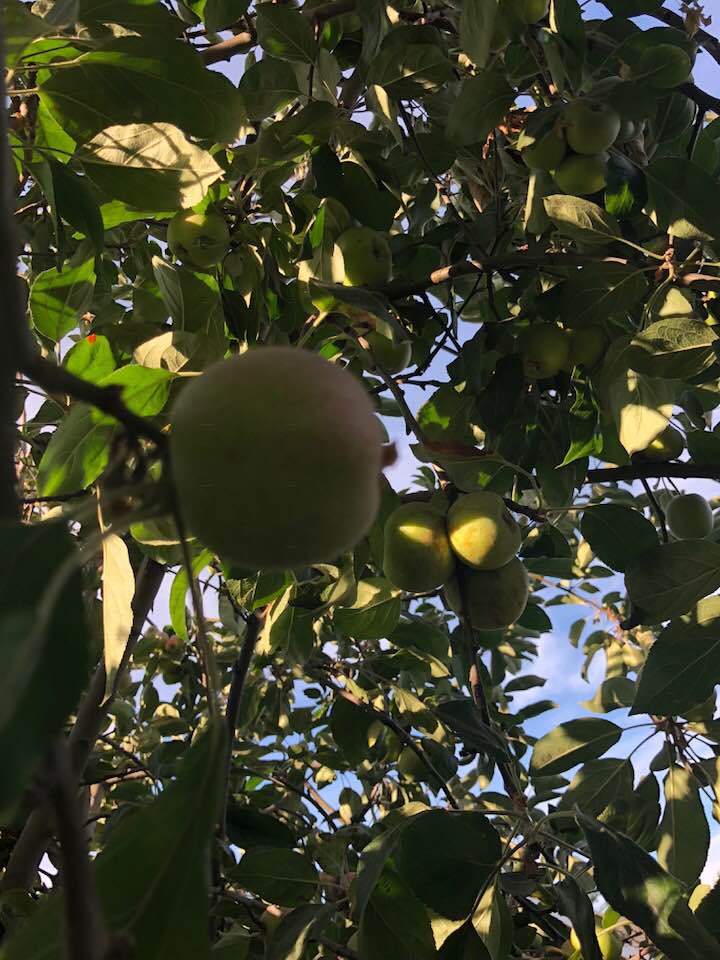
top-left (86, 334), bottom-right (97, 343)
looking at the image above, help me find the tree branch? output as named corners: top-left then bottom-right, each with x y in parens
top-left (221, 612), bottom-right (262, 835)
top-left (0, 24), bottom-right (22, 521)
top-left (20, 353), bottom-right (167, 448)
top-left (2, 558), bottom-right (165, 893)
top-left (199, 31), bottom-right (254, 65)
top-left (381, 253), bottom-right (630, 300)
top-left (47, 740), bottom-right (107, 960)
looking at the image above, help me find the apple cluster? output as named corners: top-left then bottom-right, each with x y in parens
top-left (383, 491), bottom-right (529, 631)
top-left (518, 99), bottom-right (624, 196)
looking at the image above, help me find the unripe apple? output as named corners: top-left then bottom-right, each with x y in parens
top-left (335, 227), bottom-right (393, 287)
top-left (383, 503), bottom-right (455, 593)
top-left (363, 330), bottom-right (412, 374)
top-left (447, 491), bottom-right (522, 570)
top-left (518, 322), bottom-right (570, 378)
top-left (167, 209), bottom-right (230, 269)
top-left (170, 348), bottom-right (384, 570)
top-left (564, 326), bottom-right (606, 370)
top-left (445, 558), bottom-right (529, 631)
top-left (562, 101), bottom-right (621, 154)
top-left (397, 746), bottom-right (426, 782)
top-left (666, 493), bottom-right (713, 540)
top-left (552, 152), bottom-right (608, 195)
top-left (518, 120), bottom-right (567, 171)
top-left (569, 925), bottom-right (621, 960)
top-left (639, 425), bottom-right (684, 462)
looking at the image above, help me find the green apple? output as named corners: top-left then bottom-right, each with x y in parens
top-left (553, 152), bottom-right (608, 195)
top-left (167, 209), bottom-right (230, 269)
top-left (518, 322), bottom-right (570, 378)
top-left (639, 425), bottom-right (684, 462)
top-left (562, 100), bottom-right (622, 154)
top-left (447, 491), bottom-right (522, 570)
top-left (170, 348), bottom-right (384, 570)
top-left (364, 330), bottom-right (412, 374)
top-left (335, 226), bottom-right (393, 287)
top-left (522, 0), bottom-right (548, 21)
top-left (397, 745), bottom-right (427, 782)
top-left (666, 493), bottom-right (713, 540)
top-left (564, 326), bottom-right (606, 370)
top-left (445, 558), bottom-right (529, 631)
top-left (383, 503), bottom-right (455, 592)
top-left (569, 925), bottom-right (621, 960)
top-left (518, 117), bottom-right (567, 171)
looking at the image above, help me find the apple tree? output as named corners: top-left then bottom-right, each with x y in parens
top-left (2, 1), bottom-right (720, 958)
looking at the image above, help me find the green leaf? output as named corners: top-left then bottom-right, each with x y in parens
top-left (333, 578), bottom-right (401, 640)
top-left (354, 819), bottom-right (406, 918)
top-left (471, 881), bottom-right (513, 960)
top-left (48, 159), bottom-right (105, 255)
top-left (101, 532), bottom-right (135, 700)
top-left (169, 551), bottom-right (213, 642)
top-left (543, 195), bottom-right (621, 245)
top-left (560, 262), bottom-right (647, 326)
top-left (530, 718), bottom-right (622, 776)
top-left (601, 339), bottom-right (675, 455)
top-left (233, 848), bottom-right (318, 907)
top-left (687, 430), bottom-right (720, 465)
top-left (631, 596), bottom-right (720, 715)
top-left (265, 903), bottom-right (338, 960)
top-left (460, 0), bottom-right (498, 70)
top-left (580, 504), bottom-right (659, 573)
top-left (625, 540), bottom-right (720, 625)
top-left (65, 334), bottom-right (116, 382)
top-left (30, 257), bottom-right (96, 341)
top-left (358, 867), bottom-right (436, 960)
top-left (41, 36), bottom-right (243, 142)
top-left (329, 696), bottom-right (374, 766)
top-left (550, 0), bottom-right (586, 89)
top-left (626, 774), bottom-right (661, 850)
top-left (438, 922), bottom-right (491, 960)
top-left (225, 805), bottom-right (296, 851)
top-left (630, 319), bottom-right (719, 380)
top-left (77, 0), bottom-right (184, 35)
top-left (82, 122), bottom-right (223, 211)
top-left (238, 57), bottom-right (300, 121)
top-left (554, 876), bottom-right (603, 960)
top-left (0, 522), bottom-right (89, 814)
top-left (646, 158), bottom-right (720, 241)
top-left (578, 812), bottom-right (720, 960)
top-left (446, 72), bottom-right (515, 146)
top-left (3, 0), bottom-right (53, 68)
top-left (556, 759), bottom-right (634, 823)
top-left (37, 404), bottom-right (114, 496)
top-left (394, 810), bottom-right (501, 920)
top-left (369, 43), bottom-right (454, 99)
top-left (255, 3), bottom-right (316, 64)
top-left (657, 765), bottom-right (709, 886)
top-left (203, 0), bottom-right (249, 33)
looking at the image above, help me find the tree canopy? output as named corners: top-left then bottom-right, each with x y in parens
top-left (2, 1), bottom-right (720, 959)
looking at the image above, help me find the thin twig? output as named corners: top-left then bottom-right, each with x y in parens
top-left (221, 612), bottom-right (262, 835)
top-left (0, 21), bottom-right (22, 520)
top-left (641, 478), bottom-right (668, 543)
top-left (47, 740), bottom-right (107, 960)
top-left (336, 688), bottom-right (459, 809)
